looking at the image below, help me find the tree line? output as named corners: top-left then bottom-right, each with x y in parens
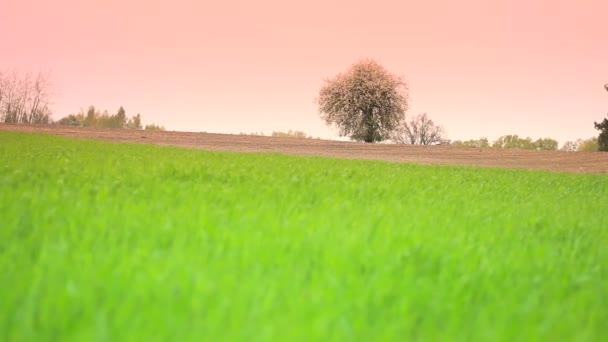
top-left (271, 130), bottom-right (315, 139)
top-left (0, 70), bottom-right (164, 130)
top-left (56, 106), bottom-right (165, 131)
top-left (3, 67), bottom-right (606, 150)
top-left (451, 136), bottom-right (598, 152)
top-left (317, 59), bottom-right (608, 152)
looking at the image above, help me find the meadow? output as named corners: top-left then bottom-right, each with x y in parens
top-left (1, 131), bottom-right (607, 341)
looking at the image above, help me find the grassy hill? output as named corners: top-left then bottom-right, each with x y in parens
top-left (1, 132), bottom-right (607, 341)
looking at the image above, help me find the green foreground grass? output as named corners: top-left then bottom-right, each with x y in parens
top-left (1, 132), bottom-right (607, 341)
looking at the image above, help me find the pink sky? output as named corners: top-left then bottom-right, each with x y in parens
top-left (2, 0), bottom-right (607, 143)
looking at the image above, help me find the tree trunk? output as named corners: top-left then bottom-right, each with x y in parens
top-left (364, 109), bottom-right (375, 143)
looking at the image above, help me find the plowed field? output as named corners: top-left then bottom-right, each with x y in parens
top-left (2, 124), bottom-right (607, 173)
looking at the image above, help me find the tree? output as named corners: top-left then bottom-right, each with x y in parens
top-left (126, 113), bottom-right (142, 129)
top-left (113, 106), bottom-right (127, 128)
top-left (493, 135), bottom-right (518, 149)
top-left (84, 106), bottom-right (97, 127)
top-left (56, 114), bottom-right (83, 126)
top-left (578, 137), bottom-right (599, 152)
top-left (271, 130), bottom-right (310, 138)
top-left (0, 71), bottom-right (18, 123)
top-left (534, 138), bottom-right (558, 151)
top-left (560, 141), bottom-right (578, 152)
top-left (0, 71), bottom-right (3, 110)
top-left (0, 70), bottom-right (52, 124)
top-left (317, 59), bottom-right (408, 143)
top-left (595, 84), bottom-right (608, 151)
top-left (144, 124), bottom-right (165, 131)
top-left (452, 138), bottom-right (490, 148)
top-left (492, 135), bottom-right (536, 150)
top-left (594, 117), bottom-right (608, 151)
top-left (392, 113), bottom-right (446, 145)
top-left (57, 106), bottom-right (147, 130)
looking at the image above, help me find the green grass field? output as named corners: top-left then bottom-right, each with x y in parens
top-left (1, 131), bottom-right (607, 341)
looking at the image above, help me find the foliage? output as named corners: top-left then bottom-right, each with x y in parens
top-left (452, 137), bottom-right (491, 148)
top-left (392, 113), bottom-right (446, 145)
top-left (0, 70), bottom-right (52, 124)
top-left (318, 59), bottom-right (408, 143)
top-left (144, 123), bottom-right (165, 131)
top-left (533, 137), bottom-right (559, 151)
top-left (492, 135), bottom-right (534, 149)
top-left (56, 106), bottom-right (155, 130)
top-left (239, 132), bottom-right (265, 136)
top-left (1, 131), bottom-right (607, 341)
top-left (271, 130), bottom-right (311, 139)
top-left (560, 141), bottom-right (578, 152)
top-left (451, 136), bottom-right (566, 151)
top-left (595, 84), bottom-right (608, 151)
top-left (490, 135), bottom-right (558, 151)
top-left (55, 114), bottom-right (81, 127)
top-left (560, 139), bottom-right (599, 152)
top-left (578, 137), bottom-right (599, 152)
top-left (595, 116), bottom-right (608, 152)
top-left (126, 113), bottom-right (143, 130)
top-left (115, 106), bottom-right (127, 128)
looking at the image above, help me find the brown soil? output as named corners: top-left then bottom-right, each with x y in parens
top-left (2, 124), bottom-right (607, 174)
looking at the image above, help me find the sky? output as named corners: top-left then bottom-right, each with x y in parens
top-left (2, 0), bottom-right (607, 143)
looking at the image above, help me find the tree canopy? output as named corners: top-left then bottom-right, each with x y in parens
top-left (56, 106), bottom-right (147, 129)
top-left (489, 135), bottom-right (558, 150)
top-left (317, 59), bottom-right (408, 143)
top-left (578, 137), bottom-right (599, 152)
top-left (596, 84), bottom-right (608, 151)
top-left (452, 135), bottom-right (560, 150)
top-left (595, 118), bottom-right (608, 151)
top-left (452, 138), bottom-right (491, 148)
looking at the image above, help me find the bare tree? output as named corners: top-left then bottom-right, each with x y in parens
top-left (16, 72), bottom-right (31, 123)
top-left (392, 113), bottom-right (446, 145)
top-left (27, 72), bottom-right (53, 124)
top-left (560, 141), bottom-right (578, 152)
top-left (0, 71), bottom-right (19, 123)
top-left (0, 70), bottom-right (52, 124)
top-left (317, 59), bottom-right (408, 143)
top-left (0, 71), bottom-right (4, 112)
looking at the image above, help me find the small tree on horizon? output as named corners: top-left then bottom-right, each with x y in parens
top-left (534, 137), bottom-right (559, 151)
top-left (317, 59), bottom-right (408, 143)
top-left (126, 113), bottom-right (142, 129)
top-left (114, 106), bottom-right (127, 128)
top-left (392, 113), bottom-right (446, 145)
top-left (560, 141), bottom-right (578, 152)
top-left (144, 123), bottom-right (165, 131)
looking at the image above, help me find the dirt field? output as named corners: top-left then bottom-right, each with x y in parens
top-left (2, 124), bottom-right (607, 173)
